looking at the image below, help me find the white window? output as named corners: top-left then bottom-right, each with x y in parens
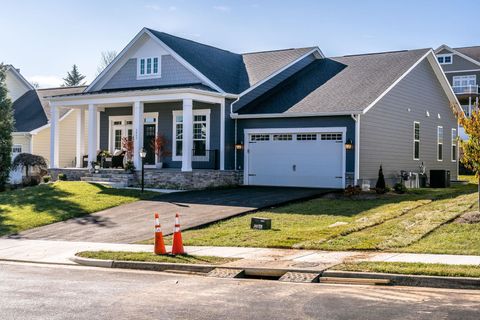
top-left (297, 133), bottom-right (317, 141)
top-left (437, 54), bottom-right (453, 65)
top-left (320, 133), bottom-right (342, 141)
top-left (452, 75), bottom-right (476, 94)
top-left (437, 126), bottom-right (444, 161)
top-left (273, 134), bottom-right (293, 141)
top-left (172, 110), bottom-right (210, 161)
top-left (413, 122), bottom-right (420, 160)
top-left (250, 134), bottom-right (270, 141)
top-left (137, 57), bottom-right (161, 79)
top-left (452, 128), bottom-right (457, 162)
top-left (12, 145), bottom-right (22, 154)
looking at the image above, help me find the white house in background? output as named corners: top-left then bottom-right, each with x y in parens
top-left (5, 65), bottom-right (85, 183)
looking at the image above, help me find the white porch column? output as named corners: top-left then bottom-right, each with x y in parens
top-left (76, 108), bottom-right (85, 168)
top-left (87, 104), bottom-right (98, 168)
top-left (49, 103), bottom-right (59, 168)
top-left (182, 98), bottom-right (193, 172)
top-left (132, 101), bottom-right (144, 170)
top-left (220, 100), bottom-right (225, 170)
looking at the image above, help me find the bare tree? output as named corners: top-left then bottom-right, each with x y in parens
top-left (96, 51), bottom-right (117, 76)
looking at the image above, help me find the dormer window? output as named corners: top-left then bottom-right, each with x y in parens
top-left (437, 54), bottom-right (453, 65)
top-left (137, 57), bottom-right (161, 79)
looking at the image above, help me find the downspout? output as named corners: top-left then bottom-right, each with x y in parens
top-left (230, 96), bottom-right (241, 171)
top-left (351, 114), bottom-right (361, 186)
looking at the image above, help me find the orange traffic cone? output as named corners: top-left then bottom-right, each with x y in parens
top-left (171, 213), bottom-right (185, 255)
top-left (154, 213), bottom-right (167, 255)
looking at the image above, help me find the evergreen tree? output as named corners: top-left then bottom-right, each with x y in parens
top-left (62, 64), bottom-right (86, 86)
top-left (375, 165), bottom-right (386, 194)
top-left (0, 63), bottom-right (14, 190)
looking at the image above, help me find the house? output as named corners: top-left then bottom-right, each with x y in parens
top-left (435, 45), bottom-right (480, 139)
top-left (5, 65), bottom-right (85, 183)
top-left (46, 28), bottom-right (461, 189)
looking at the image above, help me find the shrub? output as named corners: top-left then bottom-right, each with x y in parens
top-left (344, 185), bottom-right (362, 196)
top-left (393, 182), bottom-right (407, 194)
top-left (124, 161), bottom-right (135, 173)
top-left (22, 176), bottom-right (41, 187)
top-left (43, 176), bottom-right (51, 183)
top-left (58, 173), bottom-right (67, 181)
top-left (375, 165), bottom-right (387, 194)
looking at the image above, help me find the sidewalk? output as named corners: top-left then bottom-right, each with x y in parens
top-left (1, 238), bottom-right (480, 268)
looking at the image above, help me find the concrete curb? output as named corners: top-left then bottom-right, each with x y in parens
top-left (71, 256), bottom-right (480, 289)
top-left (324, 270), bottom-right (480, 290)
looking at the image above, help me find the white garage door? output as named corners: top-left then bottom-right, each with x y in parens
top-left (245, 129), bottom-right (345, 188)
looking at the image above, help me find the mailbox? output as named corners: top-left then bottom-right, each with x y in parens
top-left (251, 217), bottom-right (272, 230)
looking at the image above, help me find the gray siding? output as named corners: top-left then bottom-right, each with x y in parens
top-left (360, 59), bottom-right (458, 185)
top-left (102, 56), bottom-right (202, 90)
top-left (99, 102), bottom-right (220, 169)
top-left (437, 51), bottom-right (480, 72)
top-left (236, 116), bottom-right (356, 175)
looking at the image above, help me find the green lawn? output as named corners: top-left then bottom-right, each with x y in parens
top-left (156, 177), bottom-right (479, 255)
top-left (77, 251), bottom-right (236, 265)
top-left (0, 181), bottom-right (157, 236)
top-left (334, 261), bottom-right (480, 278)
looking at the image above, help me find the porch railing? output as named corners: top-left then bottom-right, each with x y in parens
top-left (192, 149), bottom-right (219, 170)
top-left (452, 85), bottom-right (479, 95)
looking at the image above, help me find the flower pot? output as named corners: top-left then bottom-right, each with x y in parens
top-left (156, 162), bottom-right (164, 169)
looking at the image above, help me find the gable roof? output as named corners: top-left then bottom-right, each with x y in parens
top-left (5, 65), bottom-right (34, 92)
top-left (12, 90), bottom-right (48, 132)
top-left (435, 44), bottom-right (480, 68)
top-left (86, 28), bottom-right (322, 95)
top-left (36, 86), bottom-right (87, 120)
top-left (234, 48), bottom-right (460, 116)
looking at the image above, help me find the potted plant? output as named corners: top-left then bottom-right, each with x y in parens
top-left (99, 150), bottom-right (112, 168)
top-left (121, 137), bottom-right (134, 167)
top-left (124, 161), bottom-right (135, 173)
top-left (151, 134), bottom-right (171, 169)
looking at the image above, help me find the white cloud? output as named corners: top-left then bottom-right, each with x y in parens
top-left (145, 4), bottom-right (162, 11)
top-left (27, 75), bottom-right (63, 88)
top-left (213, 5), bottom-right (231, 12)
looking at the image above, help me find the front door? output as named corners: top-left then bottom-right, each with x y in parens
top-left (143, 124), bottom-right (156, 165)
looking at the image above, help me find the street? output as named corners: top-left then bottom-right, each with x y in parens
top-left (1, 261), bottom-right (479, 320)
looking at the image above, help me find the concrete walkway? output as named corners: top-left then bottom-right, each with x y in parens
top-left (12, 187), bottom-right (327, 243)
top-left (1, 239), bottom-right (479, 268)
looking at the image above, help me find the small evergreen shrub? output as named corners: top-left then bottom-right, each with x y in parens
top-left (58, 173), bottom-right (67, 181)
top-left (43, 176), bottom-right (51, 183)
top-left (375, 165), bottom-right (387, 194)
top-left (393, 183), bottom-right (407, 194)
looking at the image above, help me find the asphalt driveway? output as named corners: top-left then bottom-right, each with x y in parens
top-left (14, 187), bottom-right (330, 243)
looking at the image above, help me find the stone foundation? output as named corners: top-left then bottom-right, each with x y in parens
top-left (134, 169), bottom-right (243, 190)
top-left (48, 168), bottom-right (243, 190)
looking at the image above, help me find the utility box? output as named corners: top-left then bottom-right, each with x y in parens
top-left (430, 170), bottom-right (451, 188)
top-left (251, 217), bottom-right (272, 230)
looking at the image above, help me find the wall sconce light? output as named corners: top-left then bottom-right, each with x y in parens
top-left (235, 143), bottom-right (244, 150)
top-left (345, 139), bottom-right (354, 151)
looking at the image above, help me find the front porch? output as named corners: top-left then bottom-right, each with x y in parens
top-left (48, 88), bottom-right (229, 175)
top-left (49, 168), bottom-right (242, 190)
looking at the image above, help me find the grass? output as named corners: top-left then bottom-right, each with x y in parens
top-left (0, 181), bottom-right (158, 236)
top-left (76, 250), bottom-right (237, 265)
top-left (151, 176), bottom-right (479, 255)
top-left (333, 261), bottom-right (480, 278)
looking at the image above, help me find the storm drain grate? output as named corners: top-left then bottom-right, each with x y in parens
top-left (207, 268), bottom-right (245, 279)
top-left (279, 272), bottom-right (321, 283)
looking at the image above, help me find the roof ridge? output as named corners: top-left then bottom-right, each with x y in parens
top-left (146, 28), bottom-right (239, 56)
top-left (241, 47), bottom-right (316, 56)
top-left (454, 45), bottom-right (480, 50)
top-left (336, 48), bottom-right (430, 58)
top-left (37, 85), bottom-right (88, 91)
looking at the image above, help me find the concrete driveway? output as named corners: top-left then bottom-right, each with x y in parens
top-left (13, 187), bottom-right (330, 243)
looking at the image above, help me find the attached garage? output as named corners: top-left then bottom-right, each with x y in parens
top-left (244, 128), bottom-right (346, 188)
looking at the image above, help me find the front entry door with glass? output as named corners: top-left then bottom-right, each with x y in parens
top-left (143, 123), bottom-right (156, 165)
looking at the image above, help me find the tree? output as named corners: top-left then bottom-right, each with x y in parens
top-left (31, 81), bottom-right (40, 89)
top-left (458, 103), bottom-right (480, 210)
top-left (12, 153), bottom-right (47, 178)
top-left (375, 165), bottom-right (386, 194)
top-left (62, 64), bottom-right (86, 87)
top-left (96, 51), bottom-right (117, 76)
top-left (0, 63), bottom-right (14, 191)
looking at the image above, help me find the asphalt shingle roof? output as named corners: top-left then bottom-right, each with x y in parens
top-left (147, 28), bottom-right (315, 94)
top-left (454, 46), bottom-right (480, 63)
top-left (37, 86), bottom-right (86, 120)
top-left (12, 90), bottom-right (48, 132)
top-left (237, 49), bottom-right (430, 114)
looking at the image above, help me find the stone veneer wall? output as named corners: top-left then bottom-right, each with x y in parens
top-left (49, 168), bottom-right (89, 181)
top-left (134, 169), bottom-right (243, 190)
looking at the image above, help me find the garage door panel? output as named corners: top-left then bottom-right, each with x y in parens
top-left (246, 130), bottom-right (345, 189)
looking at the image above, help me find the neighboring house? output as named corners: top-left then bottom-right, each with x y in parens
top-left (5, 65), bottom-right (86, 183)
top-left (46, 28), bottom-right (461, 189)
top-left (435, 45), bottom-right (480, 140)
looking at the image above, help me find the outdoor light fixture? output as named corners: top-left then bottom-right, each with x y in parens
top-left (235, 143), bottom-right (244, 150)
top-left (345, 139), bottom-right (354, 151)
top-left (140, 148), bottom-right (147, 192)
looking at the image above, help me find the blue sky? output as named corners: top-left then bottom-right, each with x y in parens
top-left (2, 0), bottom-right (479, 87)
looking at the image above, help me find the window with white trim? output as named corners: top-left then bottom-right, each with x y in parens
top-left (451, 128), bottom-right (457, 162)
top-left (172, 110), bottom-right (210, 160)
top-left (437, 54), bottom-right (453, 65)
top-left (437, 126), bottom-right (444, 161)
top-left (413, 122), bottom-right (420, 160)
top-left (137, 57), bottom-right (161, 78)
